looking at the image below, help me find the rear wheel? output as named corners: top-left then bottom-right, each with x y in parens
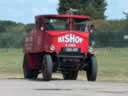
top-left (86, 56), bottom-right (97, 81)
top-left (23, 55), bottom-right (38, 79)
top-left (62, 71), bottom-right (78, 80)
top-left (42, 55), bottom-right (53, 81)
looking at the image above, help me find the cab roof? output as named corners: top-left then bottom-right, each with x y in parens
top-left (36, 14), bottom-right (90, 20)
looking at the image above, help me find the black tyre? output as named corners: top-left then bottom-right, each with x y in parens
top-left (23, 55), bottom-right (38, 79)
top-left (86, 56), bottom-right (97, 81)
top-left (62, 71), bottom-right (78, 80)
top-left (42, 55), bottom-right (53, 81)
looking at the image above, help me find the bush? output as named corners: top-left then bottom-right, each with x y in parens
top-left (0, 32), bottom-right (26, 48)
top-left (92, 20), bottom-right (128, 47)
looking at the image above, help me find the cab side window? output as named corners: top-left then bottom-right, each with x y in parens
top-left (36, 19), bottom-right (42, 30)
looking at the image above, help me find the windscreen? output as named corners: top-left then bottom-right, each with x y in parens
top-left (45, 18), bottom-right (69, 30)
top-left (72, 18), bottom-right (89, 32)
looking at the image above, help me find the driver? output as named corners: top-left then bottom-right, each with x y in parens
top-left (45, 19), bottom-right (54, 30)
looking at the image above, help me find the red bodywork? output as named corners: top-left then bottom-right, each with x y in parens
top-left (24, 14), bottom-right (90, 54)
top-left (23, 14), bottom-right (97, 81)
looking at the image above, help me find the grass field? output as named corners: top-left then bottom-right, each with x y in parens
top-left (0, 48), bottom-right (128, 82)
top-left (96, 48), bottom-right (128, 82)
top-left (0, 49), bottom-right (23, 78)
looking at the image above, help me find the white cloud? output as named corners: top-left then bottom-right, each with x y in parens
top-left (32, 8), bottom-right (42, 15)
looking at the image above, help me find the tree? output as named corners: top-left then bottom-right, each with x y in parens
top-left (58, 0), bottom-right (107, 19)
top-left (25, 24), bottom-right (34, 32)
top-left (0, 25), bottom-right (6, 32)
top-left (123, 11), bottom-right (128, 20)
top-left (0, 20), bottom-right (26, 32)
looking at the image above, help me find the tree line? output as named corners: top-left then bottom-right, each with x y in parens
top-left (93, 20), bottom-right (128, 47)
top-left (0, 19), bottom-right (128, 48)
top-left (0, 20), bottom-right (33, 33)
top-left (0, 20), bottom-right (33, 48)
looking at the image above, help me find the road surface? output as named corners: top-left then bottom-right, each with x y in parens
top-left (0, 79), bottom-right (128, 96)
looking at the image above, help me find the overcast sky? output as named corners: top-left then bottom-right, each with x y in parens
top-left (0, 0), bottom-right (128, 23)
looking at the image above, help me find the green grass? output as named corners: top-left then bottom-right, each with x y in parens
top-left (0, 49), bottom-right (23, 78)
top-left (0, 48), bottom-right (128, 82)
top-left (96, 48), bottom-right (128, 82)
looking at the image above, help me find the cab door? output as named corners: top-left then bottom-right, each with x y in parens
top-left (33, 18), bottom-right (44, 52)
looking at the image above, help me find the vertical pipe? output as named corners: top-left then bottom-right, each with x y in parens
top-left (69, 16), bottom-right (72, 32)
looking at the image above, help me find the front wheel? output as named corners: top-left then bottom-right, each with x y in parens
top-left (42, 55), bottom-right (53, 81)
top-left (23, 55), bottom-right (38, 79)
top-left (86, 56), bottom-right (97, 81)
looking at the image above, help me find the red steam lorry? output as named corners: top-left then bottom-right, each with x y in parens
top-left (23, 13), bottom-right (97, 81)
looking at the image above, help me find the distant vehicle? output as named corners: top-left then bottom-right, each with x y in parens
top-left (23, 14), bottom-right (97, 81)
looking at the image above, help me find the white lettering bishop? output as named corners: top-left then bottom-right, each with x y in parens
top-left (58, 34), bottom-right (83, 43)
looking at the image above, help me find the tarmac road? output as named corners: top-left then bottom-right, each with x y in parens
top-left (0, 79), bottom-right (128, 96)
